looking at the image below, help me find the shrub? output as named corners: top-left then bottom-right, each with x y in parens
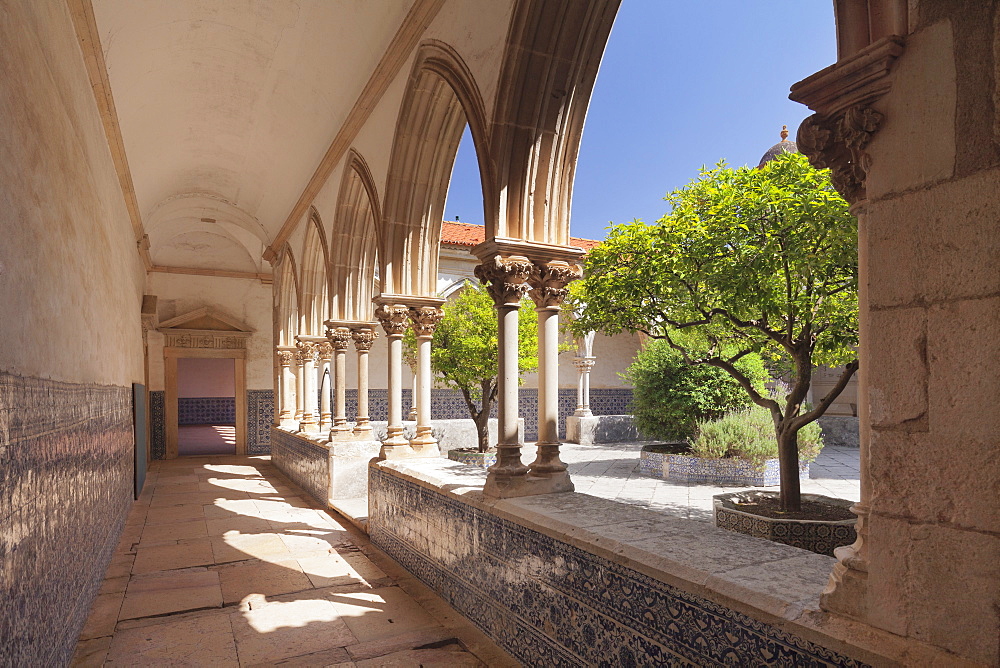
top-left (690, 403), bottom-right (824, 467)
top-left (624, 337), bottom-right (768, 440)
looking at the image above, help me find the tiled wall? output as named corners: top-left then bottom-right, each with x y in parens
top-left (369, 467), bottom-right (867, 668)
top-left (177, 397), bottom-right (235, 425)
top-left (149, 390), bottom-right (273, 458)
top-left (270, 428), bottom-right (328, 505)
top-left (0, 372), bottom-right (133, 666)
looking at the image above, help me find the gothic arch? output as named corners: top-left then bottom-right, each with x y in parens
top-left (380, 40), bottom-right (493, 296)
top-left (299, 209), bottom-right (331, 335)
top-left (490, 0), bottom-right (619, 245)
top-left (331, 149), bottom-right (381, 321)
top-left (275, 244), bottom-right (300, 348)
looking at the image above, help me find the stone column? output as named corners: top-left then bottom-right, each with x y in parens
top-left (277, 349), bottom-right (297, 429)
top-left (407, 306), bottom-right (444, 456)
top-left (475, 255), bottom-right (533, 494)
top-left (351, 326), bottom-right (378, 438)
top-left (294, 345), bottom-right (306, 428)
top-left (326, 326), bottom-right (352, 439)
top-left (573, 356), bottom-right (596, 417)
top-left (375, 303), bottom-right (412, 458)
top-left (527, 261), bottom-right (582, 489)
top-left (297, 340), bottom-right (320, 433)
top-left (408, 374), bottom-right (418, 420)
top-left (318, 342), bottom-right (333, 433)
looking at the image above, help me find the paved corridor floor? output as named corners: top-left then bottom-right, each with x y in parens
top-left (72, 456), bottom-right (509, 667)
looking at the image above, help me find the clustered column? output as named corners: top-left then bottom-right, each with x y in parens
top-left (296, 339), bottom-right (320, 433)
top-left (351, 326), bottom-right (378, 438)
top-left (276, 349), bottom-right (297, 429)
top-left (294, 344), bottom-right (306, 427)
top-left (407, 306), bottom-right (444, 456)
top-left (375, 303), bottom-right (412, 458)
top-left (326, 326), bottom-right (352, 439)
top-left (573, 356), bottom-right (595, 417)
top-left (318, 341), bottom-right (333, 433)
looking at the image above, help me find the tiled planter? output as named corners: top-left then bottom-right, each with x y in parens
top-left (713, 491), bottom-right (857, 556)
top-left (447, 449), bottom-right (496, 468)
top-left (640, 446), bottom-right (809, 486)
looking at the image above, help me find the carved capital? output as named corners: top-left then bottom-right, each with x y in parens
top-left (573, 356), bottom-right (596, 372)
top-left (276, 349), bottom-right (295, 367)
top-left (798, 105), bottom-right (882, 204)
top-left (351, 328), bottom-right (379, 351)
top-left (295, 339), bottom-right (319, 364)
top-left (529, 260), bottom-right (583, 308)
top-left (326, 326), bottom-right (352, 352)
top-left (408, 306), bottom-right (444, 338)
top-left (317, 341), bottom-right (334, 361)
top-left (375, 304), bottom-right (409, 336)
top-left (474, 255), bottom-right (533, 307)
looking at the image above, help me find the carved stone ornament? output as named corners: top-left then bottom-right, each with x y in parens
top-left (573, 356), bottom-right (596, 372)
top-left (529, 261), bottom-right (583, 308)
top-left (165, 332), bottom-right (248, 349)
top-left (408, 306), bottom-right (444, 337)
top-left (474, 255), bottom-right (534, 306)
top-left (296, 340), bottom-right (319, 363)
top-left (351, 328), bottom-right (379, 351)
top-left (375, 304), bottom-right (409, 336)
top-left (276, 350), bottom-right (295, 366)
top-left (326, 327), bottom-right (352, 351)
top-left (797, 105), bottom-right (883, 204)
top-left (318, 341), bottom-right (334, 361)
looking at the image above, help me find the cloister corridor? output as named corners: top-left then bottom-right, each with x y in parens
top-left (72, 456), bottom-right (511, 667)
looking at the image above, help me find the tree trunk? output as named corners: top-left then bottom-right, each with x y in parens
top-left (474, 409), bottom-right (490, 453)
top-left (777, 424), bottom-right (802, 512)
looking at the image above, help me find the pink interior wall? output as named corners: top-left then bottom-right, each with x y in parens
top-left (177, 358), bottom-right (235, 397)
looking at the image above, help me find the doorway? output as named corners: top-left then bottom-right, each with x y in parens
top-left (176, 357), bottom-right (236, 456)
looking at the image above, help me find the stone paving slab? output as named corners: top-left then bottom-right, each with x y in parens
top-left (72, 456), bottom-right (505, 667)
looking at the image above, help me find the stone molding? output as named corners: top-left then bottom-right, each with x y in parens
top-left (375, 303), bottom-right (409, 336)
top-left (164, 331), bottom-right (248, 349)
top-left (351, 327), bottom-right (379, 351)
top-left (789, 36), bottom-right (905, 204)
top-left (529, 260), bottom-right (583, 308)
top-left (407, 306), bottom-right (444, 337)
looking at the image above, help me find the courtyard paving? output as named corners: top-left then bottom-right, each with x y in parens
top-left (71, 456), bottom-right (512, 667)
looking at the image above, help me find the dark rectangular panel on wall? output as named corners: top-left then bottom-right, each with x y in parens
top-left (132, 383), bottom-right (147, 498)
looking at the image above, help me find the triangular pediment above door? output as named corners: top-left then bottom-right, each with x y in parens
top-left (158, 307), bottom-right (252, 333)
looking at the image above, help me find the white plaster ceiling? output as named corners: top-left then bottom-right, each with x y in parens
top-left (93, 0), bottom-right (415, 272)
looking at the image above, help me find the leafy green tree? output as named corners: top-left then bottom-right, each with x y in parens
top-left (624, 336), bottom-right (768, 441)
top-left (404, 282), bottom-right (538, 453)
top-left (570, 153), bottom-right (858, 511)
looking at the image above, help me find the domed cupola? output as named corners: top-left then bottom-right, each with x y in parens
top-left (757, 125), bottom-right (798, 168)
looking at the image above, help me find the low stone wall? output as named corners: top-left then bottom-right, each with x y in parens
top-left (818, 416), bottom-right (860, 448)
top-left (270, 428), bottom-right (329, 505)
top-left (565, 414), bottom-right (640, 444)
top-left (369, 418), bottom-right (523, 453)
top-left (367, 458), bottom-right (929, 666)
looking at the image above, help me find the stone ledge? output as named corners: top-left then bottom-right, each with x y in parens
top-left (372, 457), bottom-right (963, 666)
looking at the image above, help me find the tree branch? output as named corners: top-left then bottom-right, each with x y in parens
top-left (792, 359), bottom-right (859, 429)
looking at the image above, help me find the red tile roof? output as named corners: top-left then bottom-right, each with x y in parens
top-left (439, 221), bottom-right (600, 251)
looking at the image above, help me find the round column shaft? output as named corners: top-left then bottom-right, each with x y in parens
top-left (530, 305), bottom-right (565, 474)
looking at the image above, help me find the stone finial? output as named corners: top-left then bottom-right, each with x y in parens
top-left (326, 326), bottom-right (352, 351)
top-left (351, 327), bottom-right (379, 351)
top-left (475, 255), bottom-right (534, 307)
top-left (408, 306), bottom-right (444, 338)
top-left (780, 124), bottom-right (789, 141)
top-left (528, 260), bottom-right (583, 309)
top-left (375, 304), bottom-right (409, 336)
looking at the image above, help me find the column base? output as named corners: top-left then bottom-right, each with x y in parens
top-left (483, 470), bottom-right (574, 498)
top-left (408, 426), bottom-right (440, 458)
top-left (279, 418), bottom-right (299, 430)
top-left (300, 419), bottom-right (320, 434)
top-left (820, 553), bottom-right (869, 620)
top-left (353, 419), bottom-right (373, 438)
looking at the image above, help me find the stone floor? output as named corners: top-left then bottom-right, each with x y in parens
top-left (72, 456), bottom-right (513, 667)
top-left (529, 442), bottom-right (861, 524)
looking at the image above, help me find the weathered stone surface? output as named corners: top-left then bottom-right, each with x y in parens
top-left (104, 610), bottom-right (238, 667)
top-left (119, 569), bottom-right (223, 620)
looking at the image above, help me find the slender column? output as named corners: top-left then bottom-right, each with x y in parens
top-left (297, 340), bottom-right (320, 433)
top-left (408, 374), bottom-right (418, 420)
top-left (277, 349), bottom-right (297, 429)
top-left (293, 345), bottom-right (306, 427)
top-left (527, 261), bottom-right (582, 486)
top-left (375, 304), bottom-right (411, 457)
top-left (475, 256), bottom-right (533, 491)
top-left (318, 342), bottom-right (333, 432)
top-left (407, 306), bottom-right (444, 456)
top-left (574, 357), bottom-right (596, 417)
top-left (326, 326), bottom-right (352, 439)
top-left (351, 326), bottom-right (378, 437)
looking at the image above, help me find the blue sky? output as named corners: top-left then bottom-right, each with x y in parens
top-left (445, 0), bottom-right (837, 242)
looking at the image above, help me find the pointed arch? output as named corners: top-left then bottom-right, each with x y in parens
top-left (331, 149), bottom-right (381, 321)
top-left (491, 0), bottom-right (620, 245)
top-left (275, 244), bottom-right (300, 348)
top-left (381, 40), bottom-right (493, 296)
top-left (299, 208), bottom-right (331, 335)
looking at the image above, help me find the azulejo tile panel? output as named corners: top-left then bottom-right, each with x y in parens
top-left (247, 389), bottom-right (274, 454)
top-left (368, 467), bottom-right (868, 667)
top-left (177, 396), bottom-right (236, 424)
top-left (0, 372), bottom-right (133, 667)
top-left (270, 427), bottom-right (327, 504)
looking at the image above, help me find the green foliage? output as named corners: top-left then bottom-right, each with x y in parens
top-left (691, 404), bottom-right (824, 467)
top-left (624, 337), bottom-right (767, 441)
